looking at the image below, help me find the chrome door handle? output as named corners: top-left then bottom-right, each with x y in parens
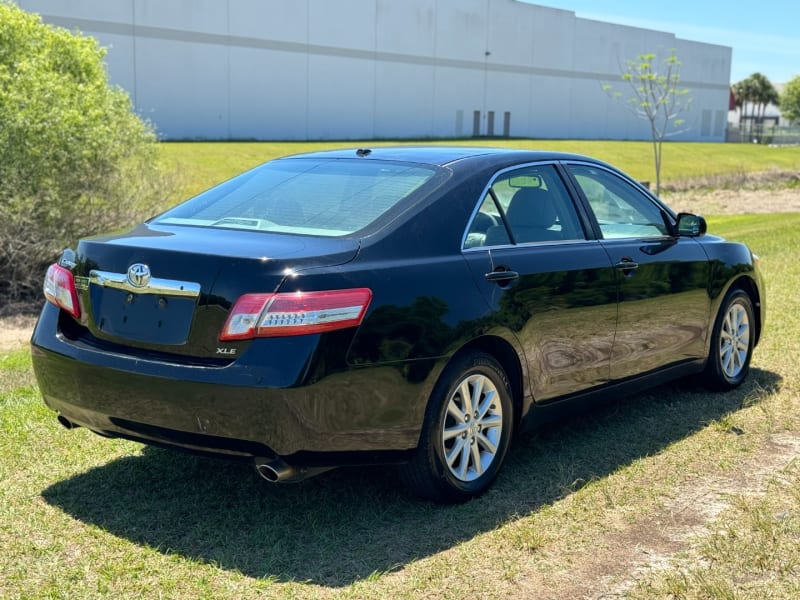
top-left (614, 259), bottom-right (639, 271)
top-left (485, 270), bottom-right (520, 283)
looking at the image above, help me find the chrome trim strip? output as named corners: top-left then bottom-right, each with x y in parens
top-left (462, 238), bottom-right (603, 253)
top-left (89, 269), bottom-right (201, 298)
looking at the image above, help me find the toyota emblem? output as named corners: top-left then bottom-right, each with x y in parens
top-left (127, 263), bottom-right (151, 288)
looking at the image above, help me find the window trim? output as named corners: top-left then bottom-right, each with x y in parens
top-left (561, 160), bottom-right (678, 241)
top-left (460, 160), bottom-right (593, 252)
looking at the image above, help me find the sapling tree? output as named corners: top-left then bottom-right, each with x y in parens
top-left (603, 51), bottom-right (691, 196)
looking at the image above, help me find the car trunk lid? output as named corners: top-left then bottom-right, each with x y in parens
top-left (71, 223), bottom-right (359, 356)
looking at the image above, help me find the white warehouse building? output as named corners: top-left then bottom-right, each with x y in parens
top-left (19, 0), bottom-right (733, 141)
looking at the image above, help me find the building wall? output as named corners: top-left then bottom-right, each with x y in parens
top-left (18, 0), bottom-right (733, 142)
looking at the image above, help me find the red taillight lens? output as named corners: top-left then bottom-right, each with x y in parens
top-left (220, 288), bottom-right (372, 341)
top-left (43, 263), bottom-right (81, 318)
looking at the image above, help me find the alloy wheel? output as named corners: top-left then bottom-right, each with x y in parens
top-left (719, 301), bottom-right (750, 379)
top-left (440, 373), bottom-right (504, 482)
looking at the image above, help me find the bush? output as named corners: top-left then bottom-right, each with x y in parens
top-left (0, 2), bottom-right (174, 302)
top-left (780, 75), bottom-right (800, 125)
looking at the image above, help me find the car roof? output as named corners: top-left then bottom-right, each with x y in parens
top-left (278, 146), bottom-right (599, 168)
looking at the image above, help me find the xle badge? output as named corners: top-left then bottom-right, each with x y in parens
top-left (216, 347), bottom-right (237, 356)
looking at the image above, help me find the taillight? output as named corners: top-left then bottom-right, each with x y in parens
top-left (220, 288), bottom-right (372, 341)
top-left (43, 263), bottom-right (81, 318)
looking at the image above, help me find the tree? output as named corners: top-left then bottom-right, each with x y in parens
top-left (603, 50), bottom-right (691, 196)
top-left (733, 73), bottom-right (780, 141)
top-left (0, 2), bottom-right (172, 302)
top-left (749, 73), bottom-right (779, 140)
top-left (780, 75), bottom-right (800, 125)
top-left (731, 78), bottom-right (754, 132)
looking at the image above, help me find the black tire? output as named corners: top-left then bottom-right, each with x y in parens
top-left (704, 289), bottom-right (755, 390)
top-left (400, 352), bottom-right (514, 503)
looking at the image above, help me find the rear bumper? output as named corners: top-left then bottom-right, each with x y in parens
top-left (31, 304), bottom-right (425, 461)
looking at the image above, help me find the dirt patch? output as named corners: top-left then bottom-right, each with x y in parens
top-left (665, 187), bottom-right (800, 215)
top-left (512, 433), bottom-right (800, 599)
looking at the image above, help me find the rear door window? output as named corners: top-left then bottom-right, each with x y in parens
top-left (465, 164), bottom-right (585, 248)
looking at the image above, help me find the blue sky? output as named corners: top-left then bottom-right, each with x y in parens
top-left (529, 0), bottom-right (799, 84)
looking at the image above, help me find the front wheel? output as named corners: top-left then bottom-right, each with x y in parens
top-left (704, 289), bottom-right (755, 390)
top-left (400, 352), bottom-right (514, 503)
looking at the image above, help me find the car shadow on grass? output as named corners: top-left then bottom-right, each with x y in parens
top-left (41, 368), bottom-right (781, 587)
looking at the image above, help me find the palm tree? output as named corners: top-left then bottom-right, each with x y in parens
top-left (747, 73), bottom-right (779, 141)
top-left (731, 80), bottom-right (749, 133)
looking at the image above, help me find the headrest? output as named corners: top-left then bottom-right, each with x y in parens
top-left (505, 187), bottom-right (557, 229)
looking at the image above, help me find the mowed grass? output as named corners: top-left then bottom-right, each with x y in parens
top-left (161, 140), bottom-right (800, 201)
top-left (1, 203), bottom-right (799, 597)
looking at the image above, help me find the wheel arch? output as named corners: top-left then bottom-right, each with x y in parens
top-left (725, 275), bottom-right (763, 347)
top-left (442, 335), bottom-right (527, 432)
top-left (401, 334), bottom-right (524, 501)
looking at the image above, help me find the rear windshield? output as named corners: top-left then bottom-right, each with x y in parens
top-left (154, 158), bottom-right (438, 236)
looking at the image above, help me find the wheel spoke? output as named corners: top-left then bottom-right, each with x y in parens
top-left (447, 398), bottom-right (466, 422)
top-left (457, 441), bottom-right (471, 479)
top-left (476, 432), bottom-right (497, 455)
top-left (723, 312), bottom-right (733, 336)
top-left (443, 422), bottom-right (468, 441)
top-left (479, 413), bottom-right (502, 428)
top-left (459, 380), bottom-right (474, 416)
top-left (470, 442), bottom-right (483, 476)
top-left (470, 376), bottom-right (484, 415)
top-left (735, 307), bottom-right (745, 332)
top-left (446, 437), bottom-right (466, 467)
top-left (736, 349), bottom-right (747, 370)
top-left (476, 388), bottom-right (496, 420)
top-left (721, 344), bottom-right (733, 376)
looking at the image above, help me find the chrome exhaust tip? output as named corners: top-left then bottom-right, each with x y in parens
top-left (255, 459), bottom-right (296, 482)
top-left (254, 457), bottom-right (333, 483)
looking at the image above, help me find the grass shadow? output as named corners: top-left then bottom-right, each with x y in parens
top-left (41, 368), bottom-right (781, 587)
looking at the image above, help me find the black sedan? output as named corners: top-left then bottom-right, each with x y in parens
top-left (31, 147), bottom-right (764, 502)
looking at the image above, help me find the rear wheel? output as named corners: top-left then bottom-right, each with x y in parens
top-left (704, 289), bottom-right (755, 390)
top-left (401, 352), bottom-right (513, 503)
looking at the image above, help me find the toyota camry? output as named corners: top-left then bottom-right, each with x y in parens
top-left (31, 147), bottom-right (764, 502)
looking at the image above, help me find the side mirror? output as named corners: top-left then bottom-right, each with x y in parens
top-left (676, 213), bottom-right (707, 237)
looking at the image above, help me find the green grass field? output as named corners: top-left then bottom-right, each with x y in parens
top-left (161, 140), bottom-right (800, 200)
top-left (2, 142), bottom-right (799, 598)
